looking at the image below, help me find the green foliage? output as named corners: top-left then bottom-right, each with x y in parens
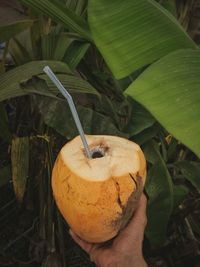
top-left (125, 49), bottom-right (200, 158)
top-left (88, 0), bottom-right (195, 79)
top-left (173, 185), bottom-right (189, 210)
top-left (0, 61), bottom-right (71, 101)
top-left (20, 0), bottom-right (91, 40)
top-left (32, 95), bottom-right (126, 139)
top-left (143, 140), bottom-right (174, 245)
top-left (175, 161), bottom-right (200, 193)
top-left (0, 20), bottom-right (33, 43)
top-left (0, 0), bottom-right (199, 255)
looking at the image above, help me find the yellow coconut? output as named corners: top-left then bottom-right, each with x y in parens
top-left (52, 135), bottom-right (146, 243)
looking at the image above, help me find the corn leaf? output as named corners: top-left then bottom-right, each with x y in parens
top-left (88, 0), bottom-right (195, 79)
top-left (125, 49), bottom-right (200, 157)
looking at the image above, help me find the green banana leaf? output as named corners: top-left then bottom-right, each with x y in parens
top-left (88, 0), bottom-right (195, 79)
top-left (126, 49), bottom-right (200, 158)
top-left (159, 0), bottom-right (177, 16)
top-left (0, 61), bottom-right (70, 101)
top-left (0, 61), bottom-right (99, 102)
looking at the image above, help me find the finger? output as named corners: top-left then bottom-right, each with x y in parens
top-left (126, 193), bottom-right (147, 230)
top-left (69, 230), bottom-right (104, 265)
top-left (117, 193), bottom-right (147, 244)
top-left (69, 229), bottom-right (94, 253)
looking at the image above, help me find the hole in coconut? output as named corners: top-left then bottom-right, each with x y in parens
top-left (91, 148), bottom-right (105, 159)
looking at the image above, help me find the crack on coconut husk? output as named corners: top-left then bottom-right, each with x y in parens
top-left (129, 173), bottom-right (138, 189)
top-left (115, 181), bottom-right (124, 211)
top-left (112, 175), bottom-right (143, 233)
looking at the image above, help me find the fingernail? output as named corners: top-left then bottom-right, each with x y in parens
top-left (69, 229), bottom-right (73, 236)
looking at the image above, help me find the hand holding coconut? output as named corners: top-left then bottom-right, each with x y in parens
top-left (52, 135), bottom-right (146, 242)
top-left (70, 193), bottom-right (148, 267)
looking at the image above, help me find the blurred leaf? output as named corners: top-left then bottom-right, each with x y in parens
top-left (38, 73), bottom-right (100, 97)
top-left (175, 161), bottom-right (200, 193)
top-left (41, 32), bottom-right (58, 60)
top-left (0, 61), bottom-right (71, 101)
top-left (64, 41), bottom-right (90, 70)
top-left (11, 137), bottom-right (29, 202)
top-left (32, 95), bottom-right (126, 139)
top-left (167, 137), bottom-right (179, 161)
top-left (0, 0), bottom-right (27, 22)
top-left (159, 0), bottom-right (177, 16)
top-left (125, 99), bottom-right (155, 136)
top-left (0, 20), bottom-right (33, 43)
top-left (133, 124), bottom-right (160, 145)
top-left (53, 33), bottom-right (73, 61)
top-left (143, 139), bottom-right (161, 164)
top-left (0, 103), bottom-right (12, 142)
top-left (66, 0), bottom-right (87, 16)
top-left (88, 0), bottom-right (195, 79)
top-left (94, 95), bottom-right (122, 129)
top-left (0, 165), bottom-right (11, 187)
top-left (21, 0), bottom-right (91, 41)
top-left (91, 111), bottom-right (128, 137)
top-left (0, 40), bottom-right (10, 74)
top-left (8, 37), bottom-right (31, 65)
top-left (0, 1), bottom-right (34, 42)
top-left (126, 49), bottom-right (200, 158)
top-left (144, 140), bottom-right (173, 246)
top-left (173, 185), bottom-right (189, 211)
top-left (188, 215), bottom-right (200, 236)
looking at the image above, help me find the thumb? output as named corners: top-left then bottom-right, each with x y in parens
top-left (114, 193), bottom-right (147, 250)
top-left (124, 193), bottom-right (147, 234)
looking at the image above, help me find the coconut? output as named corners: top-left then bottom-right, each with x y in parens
top-left (52, 135), bottom-right (146, 243)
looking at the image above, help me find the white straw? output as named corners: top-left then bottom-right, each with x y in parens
top-left (43, 66), bottom-right (92, 159)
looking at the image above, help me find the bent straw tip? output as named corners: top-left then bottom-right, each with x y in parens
top-left (43, 66), bottom-right (51, 74)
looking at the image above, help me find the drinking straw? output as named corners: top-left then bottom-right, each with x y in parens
top-left (43, 66), bottom-right (92, 159)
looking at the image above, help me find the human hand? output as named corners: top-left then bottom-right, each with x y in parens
top-left (69, 193), bottom-right (148, 267)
